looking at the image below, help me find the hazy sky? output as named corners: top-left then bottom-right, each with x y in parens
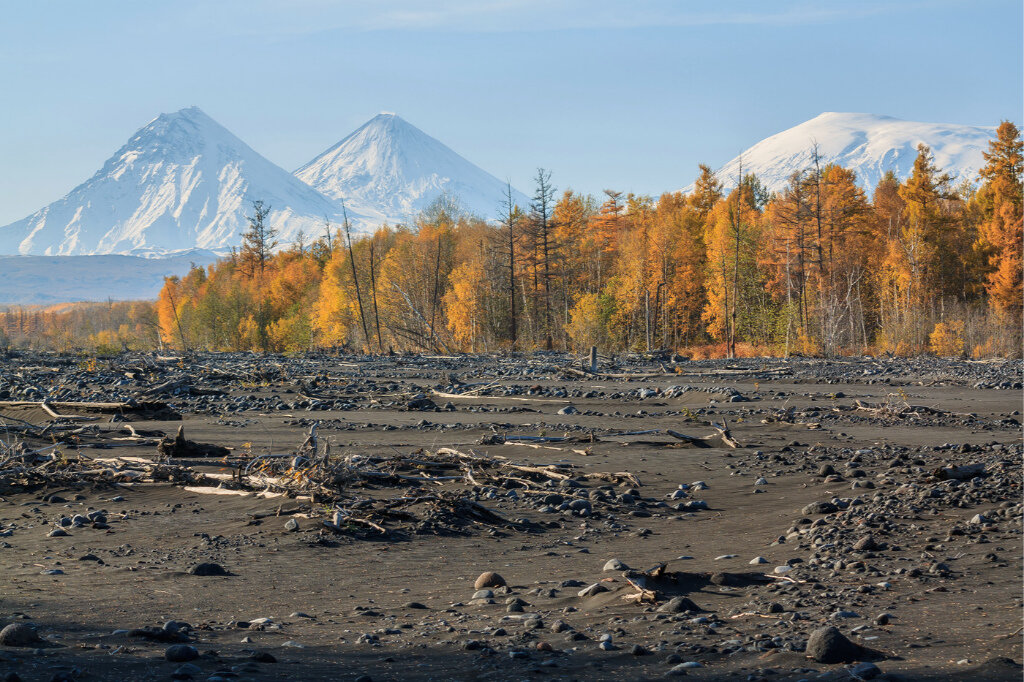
top-left (1, 0), bottom-right (1020, 225)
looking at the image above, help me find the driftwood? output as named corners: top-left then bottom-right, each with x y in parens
top-left (932, 463), bottom-right (988, 480)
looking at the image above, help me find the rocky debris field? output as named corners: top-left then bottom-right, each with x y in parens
top-left (0, 350), bottom-right (1020, 681)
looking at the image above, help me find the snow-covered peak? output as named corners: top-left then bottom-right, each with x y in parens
top-left (296, 113), bottom-right (528, 224)
top-left (0, 107), bottom-right (356, 255)
top-left (686, 112), bottom-right (997, 194)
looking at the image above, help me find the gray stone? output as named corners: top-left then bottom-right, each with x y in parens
top-left (846, 662), bottom-right (881, 679)
top-left (657, 596), bottom-right (700, 613)
top-left (603, 558), bottom-right (627, 571)
top-left (165, 644), bottom-right (199, 662)
top-left (802, 501), bottom-right (838, 515)
top-left (284, 518), bottom-right (299, 532)
top-left (0, 623), bottom-right (43, 647)
top-left (806, 626), bottom-right (861, 663)
top-left (171, 663), bottom-right (202, 680)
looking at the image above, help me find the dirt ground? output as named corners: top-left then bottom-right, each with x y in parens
top-left (0, 352), bottom-right (1021, 681)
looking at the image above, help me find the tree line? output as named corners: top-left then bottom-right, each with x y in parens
top-left (5, 121), bottom-right (1020, 358)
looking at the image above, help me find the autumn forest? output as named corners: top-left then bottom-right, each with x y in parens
top-left (2, 122), bottom-right (1021, 359)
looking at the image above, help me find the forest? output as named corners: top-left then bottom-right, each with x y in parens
top-left (2, 121), bottom-right (1020, 359)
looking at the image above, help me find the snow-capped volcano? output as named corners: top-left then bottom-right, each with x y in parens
top-left (689, 112), bottom-right (997, 194)
top-left (0, 107), bottom-right (355, 256)
top-left (295, 113), bottom-right (528, 224)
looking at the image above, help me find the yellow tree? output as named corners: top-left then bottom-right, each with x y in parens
top-left (975, 121), bottom-right (1023, 319)
top-left (444, 260), bottom-right (487, 350)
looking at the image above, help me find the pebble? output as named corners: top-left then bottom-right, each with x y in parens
top-left (603, 558), bottom-right (627, 571)
top-left (749, 556), bottom-right (769, 564)
top-left (284, 518), bottom-right (299, 531)
top-left (714, 554), bottom-right (738, 560)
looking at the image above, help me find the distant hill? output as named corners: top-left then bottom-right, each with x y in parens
top-left (0, 251), bottom-right (218, 304)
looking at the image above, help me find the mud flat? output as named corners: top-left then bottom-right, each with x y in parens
top-left (0, 351), bottom-right (1021, 681)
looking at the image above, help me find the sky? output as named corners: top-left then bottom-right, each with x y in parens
top-left (0, 0), bottom-right (1021, 226)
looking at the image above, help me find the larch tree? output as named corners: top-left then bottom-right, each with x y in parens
top-left (975, 121), bottom-right (1023, 320)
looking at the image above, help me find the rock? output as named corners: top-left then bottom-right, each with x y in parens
top-left (163, 620), bottom-right (190, 633)
top-left (403, 602), bottom-right (427, 609)
top-left (853, 535), bottom-right (878, 551)
top-left (577, 583), bottom-right (608, 597)
top-left (557, 405), bottom-right (579, 415)
top-left (749, 556), bottom-right (769, 564)
top-left (407, 397), bottom-right (437, 411)
top-left (846, 662), bottom-right (881, 679)
top-left (874, 613), bottom-right (891, 626)
top-left (630, 644), bottom-right (650, 656)
top-left (802, 501), bottom-right (838, 515)
top-left (657, 596), bottom-right (700, 613)
top-left (709, 572), bottom-right (740, 586)
top-left (188, 562), bottom-right (228, 576)
top-left (0, 623), bottom-right (43, 647)
top-left (250, 651), bottom-right (277, 663)
top-left (806, 626), bottom-right (861, 663)
top-left (474, 571), bottom-right (506, 589)
top-left (819, 464), bottom-right (837, 476)
top-left (603, 558), bottom-right (627, 571)
top-left (165, 644), bottom-right (200, 662)
top-left (472, 589), bottom-right (494, 600)
top-left (47, 529), bottom-right (69, 537)
top-left (171, 663), bottom-right (202, 680)
top-left (284, 518), bottom-right (299, 532)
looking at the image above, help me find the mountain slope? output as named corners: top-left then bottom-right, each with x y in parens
top-left (295, 113), bottom-right (528, 224)
top-left (0, 107), bottom-right (355, 256)
top-left (687, 112), bottom-right (997, 193)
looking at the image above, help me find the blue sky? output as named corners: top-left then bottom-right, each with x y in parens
top-left (0, 0), bottom-right (1020, 225)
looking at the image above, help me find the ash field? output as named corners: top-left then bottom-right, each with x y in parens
top-left (0, 351), bottom-right (1020, 681)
